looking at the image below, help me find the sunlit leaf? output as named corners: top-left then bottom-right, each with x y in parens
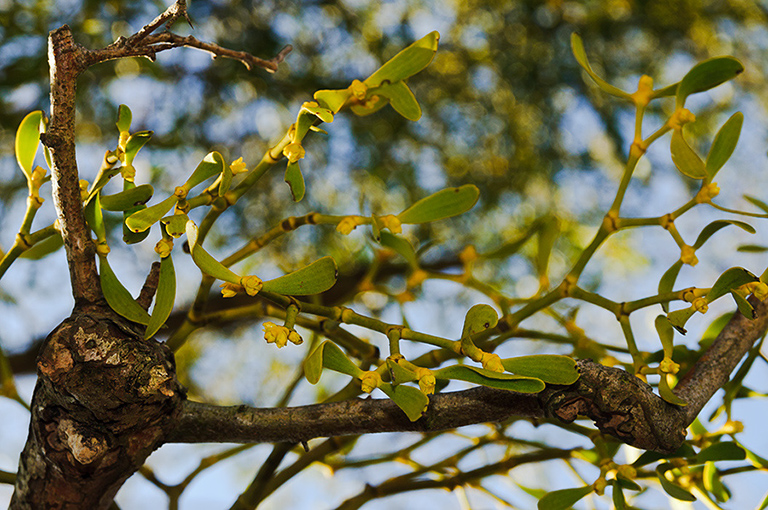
top-left (19, 232), bottom-right (63, 260)
top-left (185, 220), bottom-right (241, 284)
top-left (145, 255), bottom-right (176, 339)
top-left (83, 192), bottom-right (106, 243)
top-left (537, 485), bottom-right (593, 510)
top-left (655, 315), bottom-right (675, 358)
top-left (15, 110), bottom-right (43, 179)
top-left (398, 184), bottom-right (480, 224)
top-left (433, 365), bottom-right (545, 393)
top-left (702, 461), bottom-right (731, 503)
top-left (705, 112), bottom-right (743, 179)
top-left (123, 131), bottom-right (153, 166)
top-left (651, 82), bottom-right (679, 99)
top-left (501, 355), bottom-right (579, 385)
top-left (99, 256), bottom-right (150, 325)
top-left (461, 303), bottom-right (498, 339)
top-left (125, 195), bottom-right (178, 233)
top-left (671, 129), bottom-right (707, 179)
top-left (302, 103), bottom-right (334, 123)
top-left (262, 256), bottom-right (338, 295)
top-left (219, 160), bottom-right (233, 196)
top-left (536, 215), bottom-right (559, 282)
top-left (349, 96), bottom-right (389, 117)
top-left (313, 89), bottom-right (352, 113)
top-left (375, 81), bottom-right (421, 120)
top-left (116, 104), bottom-right (132, 133)
top-left (386, 358), bottom-right (419, 385)
top-left (676, 57), bottom-right (744, 108)
top-left (100, 184), bottom-right (154, 211)
top-left (304, 340), bottom-right (362, 384)
top-left (706, 267), bottom-right (758, 303)
top-left (570, 33), bottom-right (632, 100)
top-left (658, 374), bottom-right (687, 406)
top-left (693, 219), bottom-right (754, 249)
top-left (658, 261), bottom-right (683, 313)
top-left (378, 382), bottom-right (429, 421)
top-left (365, 31), bottom-right (439, 87)
top-left (656, 464), bottom-right (696, 501)
top-left (379, 231), bottom-right (418, 268)
top-left (122, 182), bottom-right (151, 244)
top-left (284, 161), bottom-right (305, 202)
top-left (182, 151), bottom-right (226, 192)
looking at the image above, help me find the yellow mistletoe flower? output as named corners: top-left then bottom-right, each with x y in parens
top-left (692, 297), bottom-right (709, 314)
top-left (220, 282), bottom-right (242, 298)
top-left (379, 215), bottom-right (402, 234)
top-left (230, 157), bottom-right (248, 175)
top-left (240, 275), bottom-right (263, 296)
top-left (415, 367), bottom-right (436, 395)
top-left (680, 245), bottom-right (698, 266)
top-left (668, 108), bottom-right (696, 130)
top-left (359, 371), bottom-right (382, 393)
top-left (480, 352), bottom-right (504, 373)
top-left (263, 321), bottom-right (290, 348)
top-left (745, 281), bottom-right (768, 301)
top-left (659, 357), bottom-right (680, 375)
top-left (349, 79), bottom-right (368, 101)
top-left (79, 180), bottom-right (90, 202)
top-left (283, 142), bottom-right (305, 163)
top-left (696, 182), bottom-right (720, 203)
top-left (336, 216), bottom-right (360, 235)
top-left (287, 329), bottom-right (303, 346)
top-left (154, 238), bottom-right (173, 258)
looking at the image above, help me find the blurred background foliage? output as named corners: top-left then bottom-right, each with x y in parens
top-left (2, 1), bottom-right (768, 507)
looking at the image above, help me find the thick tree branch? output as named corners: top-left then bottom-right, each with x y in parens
top-left (169, 297), bottom-right (768, 453)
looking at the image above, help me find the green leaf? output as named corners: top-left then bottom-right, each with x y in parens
top-left (378, 231), bottom-right (418, 268)
top-left (702, 461), bottom-right (730, 503)
top-left (658, 374), bottom-right (687, 406)
top-left (655, 315), bottom-right (675, 358)
top-left (570, 33), bottom-right (632, 100)
top-left (116, 104), bottom-right (132, 133)
top-left (671, 129), bottom-right (707, 179)
top-left (125, 195), bottom-right (178, 233)
top-left (219, 160), bottom-right (233, 196)
top-left (615, 474), bottom-right (642, 492)
top-left (364, 31), bottom-right (439, 88)
top-left (656, 464), bottom-right (696, 501)
top-left (15, 110), bottom-right (43, 179)
top-left (759, 491), bottom-right (768, 510)
top-left (183, 151), bottom-right (226, 192)
top-left (612, 480), bottom-right (626, 510)
top-left (501, 355), bottom-right (579, 385)
top-left (537, 485), bottom-right (593, 510)
top-left (99, 256), bottom-right (150, 325)
top-left (122, 181), bottom-right (151, 244)
top-left (375, 81), bottom-right (421, 121)
top-left (284, 161), bottom-right (305, 202)
top-left (100, 184), bottom-right (154, 211)
top-left (378, 382), bottom-right (429, 421)
top-left (482, 219), bottom-right (543, 259)
top-left (386, 358), bottom-right (419, 384)
top-left (87, 168), bottom-right (121, 203)
top-left (398, 184), bottom-right (480, 224)
top-left (632, 444), bottom-right (696, 467)
top-left (695, 442), bottom-right (746, 463)
top-left (737, 244), bottom-right (767, 253)
top-left (349, 96), bottom-right (389, 117)
top-left (262, 256), bottom-right (338, 295)
top-left (145, 255), bottom-right (176, 339)
top-left (123, 130), bottom-right (153, 166)
top-left (744, 195), bottom-right (768, 214)
top-left (433, 365), bottom-right (545, 393)
top-left (659, 261), bottom-right (683, 313)
top-left (706, 267), bottom-right (758, 303)
top-left (676, 56), bottom-right (744, 108)
top-left (19, 231), bottom-right (63, 260)
top-left (667, 306), bottom-right (696, 335)
top-left (84, 192), bottom-right (107, 244)
top-left (651, 82), bottom-right (679, 99)
top-left (160, 213), bottom-right (188, 238)
top-left (313, 89), bottom-right (352, 113)
top-left (461, 304), bottom-right (498, 339)
top-left (706, 112), bottom-right (743, 179)
top-left (302, 102), bottom-right (334, 124)
top-left (693, 219), bottom-right (755, 249)
top-left (304, 340), bottom-right (362, 384)
top-left (185, 220), bottom-right (241, 284)
top-left (731, 290), bottom-right (756, 319)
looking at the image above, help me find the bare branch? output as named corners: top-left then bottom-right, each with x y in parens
top-left (137, 261), bottom-right (162, 311)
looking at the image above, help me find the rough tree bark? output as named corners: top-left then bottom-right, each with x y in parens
top-left (9, 2), bottom-right (768, 508)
